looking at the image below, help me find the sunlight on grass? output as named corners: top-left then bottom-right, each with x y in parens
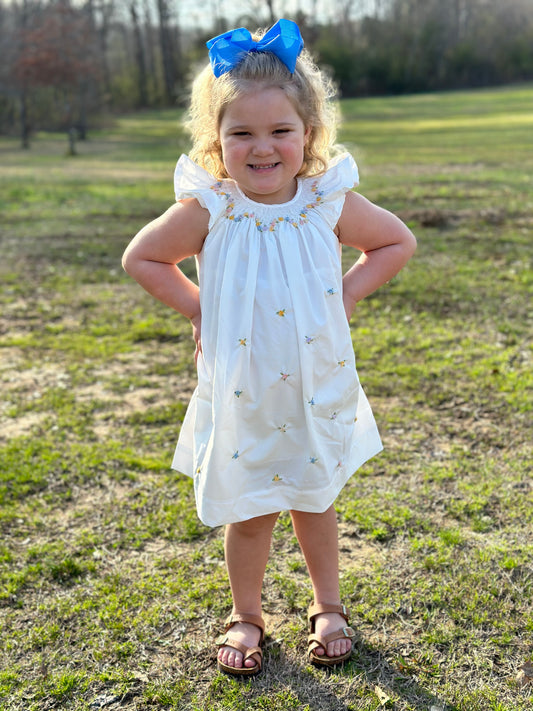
top-left (0, 84), bottom-right (532, 711)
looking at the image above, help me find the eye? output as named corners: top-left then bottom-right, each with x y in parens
top-left (274, 128), bottom-right (290, 135)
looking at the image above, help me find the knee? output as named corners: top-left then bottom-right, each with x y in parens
top-left (290, 506), bottom-right (335, 523)
top-left (229, 512), bottom-right (279, 539)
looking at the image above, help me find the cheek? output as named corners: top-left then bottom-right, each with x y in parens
top-left (288, 140), bottom-right (306, 163)
top-left (220, 143), bottom-right (247, 180)
top-left (221, 141), bottom-right (244, 165)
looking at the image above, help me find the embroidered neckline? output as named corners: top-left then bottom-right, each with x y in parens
top-left (210, 180), bottom-right (325, 233)
top-left (235, 179), bottom-right (303, 208)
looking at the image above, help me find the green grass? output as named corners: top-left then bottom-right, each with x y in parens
top-left (0, 84), bottom-right (532, 710)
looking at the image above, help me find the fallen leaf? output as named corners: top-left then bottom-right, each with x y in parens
top-left (374, 684), bottom-right (392, 706)
top-left (516, 660), bottom-right (533, 686)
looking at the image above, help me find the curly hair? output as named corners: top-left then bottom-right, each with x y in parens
top-left (186, 30), bottom-right (339, 180)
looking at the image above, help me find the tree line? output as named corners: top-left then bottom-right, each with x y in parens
top-left (1, 0), bottom-right (532, 147)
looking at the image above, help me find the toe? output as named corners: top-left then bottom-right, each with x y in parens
top-left (327, 638), bottom-right (351, 658)
top-left (219, 646), bottom-right (243, 668)
top-left (327, 640), bottom-right (339, 658)
top-left (230, 650), bottom-right (243, 668)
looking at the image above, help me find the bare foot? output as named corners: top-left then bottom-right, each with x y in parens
top-left (313, 612), bottom-right (353, 658)
top-left (217, 621), bottom-right (262, 669)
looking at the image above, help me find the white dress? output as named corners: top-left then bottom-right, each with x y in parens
top-left (172, 153), bottom-right (382, 527)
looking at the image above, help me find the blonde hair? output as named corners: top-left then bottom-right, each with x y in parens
top-left (186, 31), bottom-right (339, 180)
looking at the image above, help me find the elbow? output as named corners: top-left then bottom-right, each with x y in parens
top-left (121, 246), bottom-right (136, 276)
top-left (403, 227), bottom-right (417, 260)
top-left (408, 231), bottom-right (417, 257)
top-left (121, 254), bottom-right (130, 275)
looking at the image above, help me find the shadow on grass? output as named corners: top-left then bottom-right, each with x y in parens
top-left (194, 632), bottom-right (455, 711)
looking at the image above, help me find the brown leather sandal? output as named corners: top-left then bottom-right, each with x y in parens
top-left (307, 603), bottom-right (356, 667)
top-left (215, 613), bottom-right (265, 677)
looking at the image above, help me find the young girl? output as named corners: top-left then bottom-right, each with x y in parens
top-left (122, 19), bottom-right (416, 676)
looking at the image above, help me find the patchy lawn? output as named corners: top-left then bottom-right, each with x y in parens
top-left (0, 85), bottom-right (532, 710)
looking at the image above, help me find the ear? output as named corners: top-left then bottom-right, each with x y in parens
top-left (304, 125), bottom-right (312, 144)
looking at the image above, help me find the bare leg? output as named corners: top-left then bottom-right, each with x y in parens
top-left (290, 506), bottom-right (352, 658)
top-left (218, 512), bottom-right (279, 669)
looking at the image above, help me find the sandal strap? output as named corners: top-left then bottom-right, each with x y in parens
top-left (308, 626), bottom-right (356, 652)
top-left (215, 635), bottom-right (263, 661)
top-left (216, 612), bottom-right (265, 669)
top-left (308, 603), bottom-right (350, 624)
top-left (215, 633), bottom-right (263, 672)
top-left (223, 613), bottom-right (265, 639)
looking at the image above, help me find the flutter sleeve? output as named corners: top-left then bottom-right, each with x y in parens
top-left (173, 154), bottom-right (226, 228)
top-left (315, 152), bottom-right (360, 228)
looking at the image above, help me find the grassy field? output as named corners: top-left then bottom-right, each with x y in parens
top-left (0, 84), bottom-right (532, 711)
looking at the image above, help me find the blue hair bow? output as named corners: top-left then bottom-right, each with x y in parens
top-left (206, 18), bottom-right (304, 78)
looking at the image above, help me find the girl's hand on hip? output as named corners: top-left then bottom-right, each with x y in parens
top-left (190, 312), bottom-right (202, 364)
top-left (343, 289), bottom-right (356, 322)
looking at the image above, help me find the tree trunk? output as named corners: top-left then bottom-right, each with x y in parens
top-left (20, 90), bottom-right (30, 149)
top-left (156, 0), bottom-right (175, 103)
top-left (143, 0), bottom-right (159, 102)
top-left (67, 127), bottom-right (77, 156)
top-left (130, 0), bottom-right (148, 106)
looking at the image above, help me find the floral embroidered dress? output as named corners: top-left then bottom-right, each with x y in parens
top-left (171, 153), bottom-right (382, 527)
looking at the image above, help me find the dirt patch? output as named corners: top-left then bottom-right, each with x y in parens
top-left (0, 343), bottom-right (197, 442)
top-left (338, 521), bottom-right (383, 570)
top-left (397, 206), bottom-right (508, 227)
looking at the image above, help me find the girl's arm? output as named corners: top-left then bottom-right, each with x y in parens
top-left (336, 190), bottom-right (417, 319)
top-left (122, 198), bottom-right (209, 355)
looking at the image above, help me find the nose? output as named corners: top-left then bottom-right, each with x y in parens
top-left (252, 136), bottom-right (274, 156)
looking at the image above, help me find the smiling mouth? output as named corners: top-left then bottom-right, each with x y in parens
top-left (249, 163), bottom-right (279, 170)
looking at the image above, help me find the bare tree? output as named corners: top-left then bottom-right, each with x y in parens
top-left (156, 0), bottom-right (177, 102)
top-left (87, 0), bottom-right (115, 101)
top-left (15, 0), bottom-right (31, 147)
top-left (14, 0), bottom-right (101, 151)
top-left (130, 0), bottom-right (148, 106)
top-left (142, 0), bottom-right (159, 102)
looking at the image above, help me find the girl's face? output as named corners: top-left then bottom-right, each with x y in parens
top-left (219, 86), bottom-right (310, 204)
